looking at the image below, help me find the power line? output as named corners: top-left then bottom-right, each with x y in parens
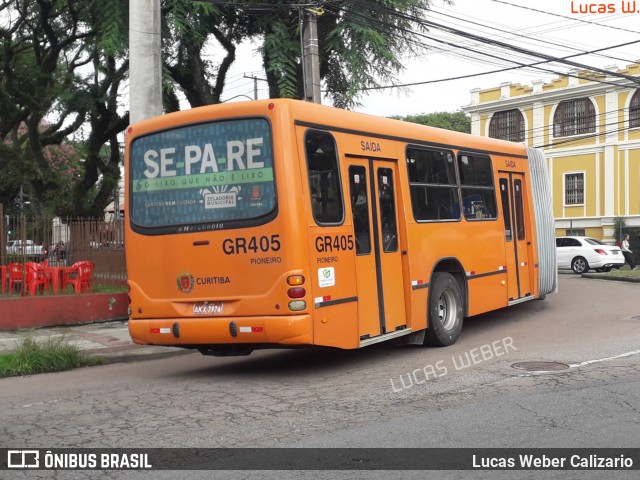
top-left (326, 2), bottom-right (640, 93)
top-left (349, 0), bottom-right (640, 87)
top-left (489, 0), bottom-right (640, 35)
top-left (468, 100), bottom-right (640, 149)
top-left (427, 6), bottom-right (638, 65)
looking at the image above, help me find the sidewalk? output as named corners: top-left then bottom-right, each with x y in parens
top-left (0, 320), bottom-right (193, 364)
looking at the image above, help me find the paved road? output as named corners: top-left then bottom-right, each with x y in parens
top-left (1, 275), bottom-right (639, 479)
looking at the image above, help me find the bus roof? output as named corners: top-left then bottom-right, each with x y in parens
top-left (127, 98), bottom-right (528, 158)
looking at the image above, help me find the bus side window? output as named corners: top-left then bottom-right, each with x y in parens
top-left (349, 166), bottom-right (371, 254)
top-left (514, 179), bottom-right (526, 240)
top-left (378, 168), bottom-right (398, 252)
top-left (305, 130), bottom-right (344, 224)
top-left (458, 154), bottom-right (497, 220)
top-left (499, 179), bottom-right (512, 241)
top-left (407, 147), bottom-right (459, 222)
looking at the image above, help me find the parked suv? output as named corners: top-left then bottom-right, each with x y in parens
top-left (556, 236), bottom-right (625, 274)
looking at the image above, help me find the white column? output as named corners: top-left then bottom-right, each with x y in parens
top-left (603, 88), bottom-right (618, 218)
top-left (604, 146), bottom-right (615, 217)
top-left (532, 101), bottom-right (543, 148)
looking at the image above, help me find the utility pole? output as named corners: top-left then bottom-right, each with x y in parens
top-left (243, 74), bottom-right (268, 100)
top-left (129, 0), bottom-right (162, 124)
top-left (300, 8), bottom-right (321, 104)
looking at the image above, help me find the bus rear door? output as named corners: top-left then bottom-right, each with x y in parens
top-left (498, 172), bottom-right (532, 302)
top-left (347, 158), bottom-right (407, 342)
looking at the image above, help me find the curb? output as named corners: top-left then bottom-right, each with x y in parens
top-left (86, 345), bottom-right (195, 364)
top-left (581, 273), bottom-right (640, 283)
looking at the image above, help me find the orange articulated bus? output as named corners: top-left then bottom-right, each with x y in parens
top-left (125, 99), bottom-right (556, 356)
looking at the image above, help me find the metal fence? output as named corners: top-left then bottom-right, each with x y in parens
top-left (1, 205), bottom-right (126, 286)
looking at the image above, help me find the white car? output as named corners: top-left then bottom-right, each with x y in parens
top-left (6, 239), bottom-right (43, 256)
top-left (556, 236), bottom-right (625, 274)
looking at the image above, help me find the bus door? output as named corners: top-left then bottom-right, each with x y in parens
top-left (498, 172), bottom-right (532, 301)
top-left (347, 158), bottom-right (406, 340)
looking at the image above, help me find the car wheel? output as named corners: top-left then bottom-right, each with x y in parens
top-left (601, 267), bottom-right (611, 272)
top-left (595, 268), bottom-right (603, 273)
top-left (424, 272), bottom-right (464, 347)
top-left (571, 256), bottom-right (589, 274)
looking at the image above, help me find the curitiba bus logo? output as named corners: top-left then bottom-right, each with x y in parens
top-left (177, 272), bottom-right (195, 293)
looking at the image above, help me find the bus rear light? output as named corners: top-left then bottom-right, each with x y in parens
top-left (287, 275), bottom-right (305, 286)
top-left (595, 249), bottom-right (607, 255)
top-left (287, 287), bottom-right (306, 298)
top-left (288, 300), bottom-right (306, 311)
top-left (268, 102), bottom-right (275, 110)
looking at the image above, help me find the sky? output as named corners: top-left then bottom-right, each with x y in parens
top-left (219, 0), bottom-right (640, 117)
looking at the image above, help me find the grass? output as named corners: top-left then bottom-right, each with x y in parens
top-left (0, 336), bottom-right (103, 377)
top-left (591, 266), bottom-right (640, 278)
top-left (92, 283), bottom-right (127, 294)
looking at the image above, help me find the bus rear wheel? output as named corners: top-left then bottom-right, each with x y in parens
top-left (424, 272), bottom-right (464, 347)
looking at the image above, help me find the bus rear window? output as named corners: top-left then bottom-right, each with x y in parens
top-left (129, 118), bottom-right (275, 233)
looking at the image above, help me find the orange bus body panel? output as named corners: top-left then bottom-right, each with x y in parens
top-left (125, 99), bottom-right (552, 354)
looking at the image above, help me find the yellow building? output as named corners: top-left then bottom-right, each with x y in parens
top-left (463, 63), bottom-right (640, 242)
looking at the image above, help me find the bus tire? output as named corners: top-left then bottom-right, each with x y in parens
top-left (424, 272), bottom-right (464, 347)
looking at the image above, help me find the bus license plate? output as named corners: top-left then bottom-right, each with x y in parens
top-left (193, 302), bottom-right (223, 314)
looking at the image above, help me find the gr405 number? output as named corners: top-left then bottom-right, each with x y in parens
top-left (315, 235), bottom-right (354, 253)
top-left (222, 235), bottom-right (281, 255)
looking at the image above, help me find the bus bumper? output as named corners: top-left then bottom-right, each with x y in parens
top-left (128, 315), bottom-right (313, 347)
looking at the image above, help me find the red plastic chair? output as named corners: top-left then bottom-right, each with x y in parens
top-left (66, 261), bottom-right (94, 293)
top-left (25, 262), bottom-right (48, 295)
top-left (7, 263), bottom-right (24, 293)
top-left (62, 261), bottom-right (86, 292)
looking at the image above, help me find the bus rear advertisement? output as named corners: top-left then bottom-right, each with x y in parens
top-left (125, 99), bottom-right (556, 356)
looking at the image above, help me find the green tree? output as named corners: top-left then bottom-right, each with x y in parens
top-left (160, 0), bottom-right (441, 109)
top-left (391, 111), bottom-right (471, 133)
top-left (1, 0), bottom-right (446, 217)
top-left (162, 1), bottom-right (258, 109)
top-left (0, 0), bottom-right (129, 217)
top-left (250, 0), bottom-right (437, 108)
top-left (0, 1), bottom-right (89, 214)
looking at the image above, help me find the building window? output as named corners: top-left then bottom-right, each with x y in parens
top-left (565, 173), bottom-right (584, 205)
top-left (553, 98), bottom-right (595, 137)
top-left (566, 229), bottom-right (585, 236)
top-left (488, 109), bottom-right (525, 142)
top-left (630, 90), bottom-right (640, 128)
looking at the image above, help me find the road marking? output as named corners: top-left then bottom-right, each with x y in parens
top-left (22, 399), bottom-right (58, 408)
top-left (510, 349), bottom-right (640, 377)
top-left (568, 349), bottom-right (640, 369)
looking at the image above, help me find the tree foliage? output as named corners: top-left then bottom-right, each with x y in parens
top-left (160, 0), bottom-right (439, 109)
top-left (0, 0), bottom-right (129, 217)
top-left (0, 0), bottom-right (442, 217)
top-left (391, 111), bottom-right (471, 133)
